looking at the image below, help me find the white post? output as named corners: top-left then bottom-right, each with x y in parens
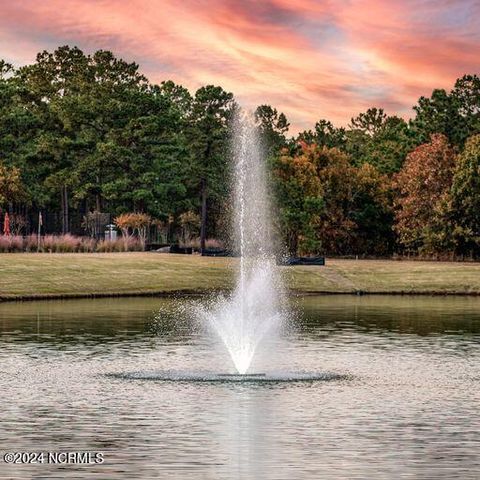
top-left (37, 211), bottom-right (42, 252)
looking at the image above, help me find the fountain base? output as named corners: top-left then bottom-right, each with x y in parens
top-left (108, 371), bottom-right (349, 383)
top-left (217, 373), bottom-right (266, 380)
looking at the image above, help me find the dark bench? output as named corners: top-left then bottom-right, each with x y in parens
top-left (279, 256), bottom-right (325, 266)
top-left (169, 245), bottom-right (193, 254)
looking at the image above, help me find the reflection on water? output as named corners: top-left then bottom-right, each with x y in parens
top-left (0, 296), bottom-right (479, 479)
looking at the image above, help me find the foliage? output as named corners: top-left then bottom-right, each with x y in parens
top-left (0, 233), bottom-right (141, 253)
top-left (274, 143), bottom-right (324, 255)
top-left (8, 214), bottom-right (27, 235)
top-left (449, 134), bottom-right (480, 254)
top-left (188, 85), bottom-right (234, 250)
top-left (350, 107), bottom-right (387, 135)
top-left (130, 213), bottom-right (151, 248)
top-left (0, 235), bottom-right (23, 252)
top-left (351, 163), bottom-right (394, 254)
top-left (410, 75), bottom-right (480, 148)
top-left (114, 212), bottom-right (151, 249)
top-left (361, 116), bottom-right (413, 174)
top-left (1, 45), bottom-right (480, 257)
top-left (298, 109), bottom-right (412, 174)
top-left (314, 145), bottom-right (392, 255)
top-left (254, 105), bottom-right (289, 155)
top-left (394, 134), bottom-right (456, 252)
top-left (0, 162), bottom-right (26, 206)
top-left (274, 143), bottom-right (393, 255)
top-left (114, 213), bottom-right (135, 239)
top-left (83, 211), bottom-right (110, 238)
top-left (184, 237), bottom-right (224, 250)
top-left (179, 211), bottom-right (201, 245)
top-left (96, 237), bottom-right (141, 253)
top-left (297, 119), bottom-right (346, 150)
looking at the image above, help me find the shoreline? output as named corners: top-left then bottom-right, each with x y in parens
top-left (2, 289), bottom-right (480, 303)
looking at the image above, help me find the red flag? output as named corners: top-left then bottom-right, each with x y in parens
top-left (3, 212), bottom-right (10, 236)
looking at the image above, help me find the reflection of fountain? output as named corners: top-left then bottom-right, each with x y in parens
top-left (196, 111), bottom-right (286, 374)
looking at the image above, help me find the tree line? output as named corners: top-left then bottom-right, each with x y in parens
top-left (0, 46), bottom-right (479, 257)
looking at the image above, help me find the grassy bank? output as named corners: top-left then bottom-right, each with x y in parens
top-left (1, 253), bottom-right (480, 301)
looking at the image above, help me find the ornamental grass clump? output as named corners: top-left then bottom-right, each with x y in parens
top-left (0, 233), bottom-right (144, 253)
top-left (186, 237), bottom-right (223, 250)
top-left (96, 238), bottom-right (124, 253)
top-left (41, 235), bottom-right (68, 252)
top-left (0, 235), bottom-right (9, 252)
top-left (24, 234), bottom-right (38, 252)
top-left (79, 237), bottom-right (96, 253)
top-left (39, 234), bottom-right (88, 253)
top-left (56, 234), bottom-right (82, 253)
top-left (96, 237), bottom-right (142, 252)
top-left (0, 235), bottom-right (23, 252)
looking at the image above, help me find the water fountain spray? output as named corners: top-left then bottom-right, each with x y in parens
top-left (196, 110), bottom-right (286, 374)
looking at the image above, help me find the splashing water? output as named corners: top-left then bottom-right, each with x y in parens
top-left (196, 111), bottom-right (286, 374)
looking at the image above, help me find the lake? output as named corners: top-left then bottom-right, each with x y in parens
top-left (1, 295), bottom-right (479, 479)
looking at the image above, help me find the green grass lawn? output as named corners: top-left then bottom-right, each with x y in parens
top-left (0, 253), bottom-right (480, 300)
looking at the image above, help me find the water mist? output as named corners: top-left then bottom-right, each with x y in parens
top-left (196, 110), bottom-right (286, 374)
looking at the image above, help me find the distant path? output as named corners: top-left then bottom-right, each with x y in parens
top-left (316, 265), bottom-right (358, 292)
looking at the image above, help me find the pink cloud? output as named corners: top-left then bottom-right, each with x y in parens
top-left (0, 0), bottom-right (478, 133)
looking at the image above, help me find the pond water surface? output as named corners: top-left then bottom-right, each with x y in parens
top-left (0, 296), bottom-right (479, 479)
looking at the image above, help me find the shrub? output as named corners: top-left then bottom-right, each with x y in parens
top-left (0, 233), bottom-right (143, 253)
top-left (0, 235), bottom-right (12, 252)
top-left (123, 237), bottom-right (142, 252)
top-left (0, 235), bottom-right (24, 252)
top-left (41, 235), bottom-right (56, 253)
top-left (96, 237), bottom-right (142, 252)
top-left (96, 239), bottom-right (123, 253)
top-left (58, 234), bottom-right (81, 253)
top-left (39, 234), bottom-right (85, 253)
top-left (23, 234), bottom-right (83, 253)
top-left (9, 235), bottom-right (23, 252)
top-left (79, 237), bottom-right (96, 252)
top-left (185, 237), bottom-right (223, 250)
top-left (24, 234), bottom-right (39, 252)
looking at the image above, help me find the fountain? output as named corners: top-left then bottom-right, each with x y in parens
top-left (195, 110), bottom-right (286, 375)
top-left (112, 110), bottom-right (346, 383)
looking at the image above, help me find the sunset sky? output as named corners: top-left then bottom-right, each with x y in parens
top-left (1, 0), bottom-right (479, 132)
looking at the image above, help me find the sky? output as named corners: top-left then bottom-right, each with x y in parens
top-left (1, 0), bottom-right (479, 132)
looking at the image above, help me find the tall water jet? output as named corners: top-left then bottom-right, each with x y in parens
top-left (196, 110), bottom-right (286, 374)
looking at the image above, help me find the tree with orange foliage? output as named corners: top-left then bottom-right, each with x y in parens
top-left (394, 134), bottom-right (456, 253)
top-left (114, 212), bottom-right (151, 250)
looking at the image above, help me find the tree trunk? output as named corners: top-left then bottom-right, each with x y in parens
top-left (287, 229), bottom-right (298, 257)
top-left (96, 175), bottom-right (101, 212)
top-left (60, 187), bottom-right (64, 233)
top-left (65, 185), bottom-right (69, 233)
top-left (61, 185), bottom-right (69, 234)
top-left (200, 177), bottom-right (207, 254)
